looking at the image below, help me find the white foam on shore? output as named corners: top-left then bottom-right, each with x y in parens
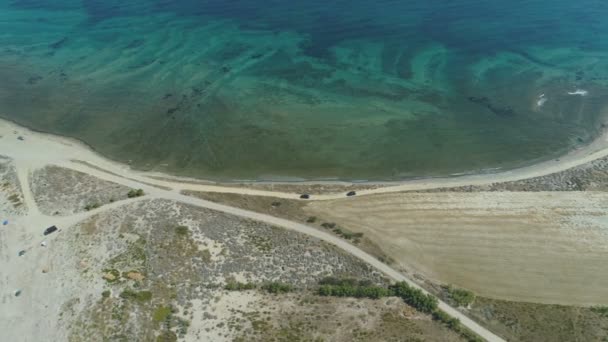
top-left (568, 89), bottom-right (588, 96)
top-left (536, 93), bottom-right (547, 107)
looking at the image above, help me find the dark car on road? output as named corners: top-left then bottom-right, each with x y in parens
top-left (43, 226), bottom-right (58, 236)
top-left (346, 191), bottom-right (357, 197)
top-left (300, 194), bottom-right (310, 199)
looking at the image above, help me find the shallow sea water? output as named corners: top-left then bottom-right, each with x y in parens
top-left (1, 0), bottom-right (608, 180)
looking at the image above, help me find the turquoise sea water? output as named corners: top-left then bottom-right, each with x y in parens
top-left (1, 1), bottom-right (608, 180)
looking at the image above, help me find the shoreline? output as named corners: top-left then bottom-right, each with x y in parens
top-left (2, 116), bottom-right (608, 194)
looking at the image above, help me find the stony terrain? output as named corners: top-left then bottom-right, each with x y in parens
top-left (47, 199), bottom-right (460, 341)
top-left (0, 157), bottom-right (26, 216)
top-left (30, 165), bottom-right (133, 215)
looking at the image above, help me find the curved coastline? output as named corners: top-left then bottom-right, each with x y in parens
top-left (2, 115), bottom-right (608, 195)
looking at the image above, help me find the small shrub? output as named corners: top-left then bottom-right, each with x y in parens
top-left (306, 216), bottom-right (317, 223)
top-left (156, 331), bottom-right (177, 342)
top-left (591, 306), bottom-right (608, 317)
top-left (127, 189), bottom-right (145, 198)
top-left (432, 309), bottom-right (460, 329)
top-left (120, 289), bottom-right (152, 302)
top-left (444, 285), bottom-right (476, 307)
top-left (271, 201), bottom-right (281, 207)
top-left (321, 222), bottom-right (336, 229)
top-left (102, 290), bottom-right (111, 298)
top-left (317, 277), bottom-right (391, 299)
top-left (389, 282), bottom-right (438, 314)
top-left (262, 282), bottom-right (293, 294)
top-left (153, 305), bottom-right (173, 322)
top-left (84, 203), bottom-right (101, 211)
top-left (175, 226), bottom-right (189, 236)
top-left (225, 282), bottom-right (256, 291)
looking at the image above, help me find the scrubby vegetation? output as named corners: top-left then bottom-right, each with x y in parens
top-left (127, 189), bottom-right (145, 198)
top-left (306, 216), bottom-right (317, 223)
top-left (84, 202), bottom-right (101, 211)
top-left (175, 225), bottom-right (189, 236)
top-left (153, 306), bottom-right (173, 323)
top-left (262, 282), bottom-right (293, 294)
top-left (318, 277), bottom-right (391, 299)
top-left (443, 285), bottom-right (476, 307)
top-left (119, 289), bottom-right (153, 302)
top-left (315, 278), bottom-right (484, 342)
top-left (388, 282), bottom-right (438, 314)
top-left (591, 306), bottom-right (608, 317)
top-left (225, 281), bottom-right (256, 291)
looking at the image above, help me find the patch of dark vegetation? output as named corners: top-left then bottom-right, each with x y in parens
top-left (156, 331), bottom-right (177, 342)
top-left (318, 277), bottom-right (391, 299)
top-left (119, 289), bottom-right (152, 302)
top-left (262, 282), bottom-right (293, 294)
top-left (84, 202), bottom-right (101, 211)
top-left (127, 189), bottom-right (145, 198)
top-left (225, 281), bottom-right (257, 291)
top-left (306, 216), bottom-right (317, 223)
top-left (315, 278), bottom-right (483, 342)
top-left (321, 222), bottom-right (336, 229)
top-left (175, 225), bottom-right (189, 236)
top-left (153, 305), bottom-right (173, 323)
top-left (591, 306), bottom-right (608, 317)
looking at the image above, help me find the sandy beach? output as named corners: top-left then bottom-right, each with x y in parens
top-left (2, 117), bottom-right (608, 200)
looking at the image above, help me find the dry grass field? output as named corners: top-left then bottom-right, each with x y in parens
top-left (306, 191), bottom-right (608, 305)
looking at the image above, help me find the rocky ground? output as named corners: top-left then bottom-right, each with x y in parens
top-left (0, 156), bottom-right (26, 216)
top-left (30, 165), bottom-right (133, 215)
top-left (54, 199), bottom-right (459, 341)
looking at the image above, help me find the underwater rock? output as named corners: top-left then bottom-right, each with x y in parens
top-left (468, 96), bottom-right (515, 117)
top-left (49, 37), bottom-right (68, 50)
top-left (27, 75), bottom-right (43, 85)
top-left (125, 39), bottom-right (145, 49)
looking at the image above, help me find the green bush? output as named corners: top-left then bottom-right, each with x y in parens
top-left (317, 278), bottom-right (392, 299)
top-left (389, 282), bottom-right (438, 314)
top-left (225, 281), bottom-right (256, 291)
top-left (102, 290), bottom-right (111, 298)
top-left (153, 305), bottom-right (173, 322)
top-left (432, 309), bottom-right (460, 329)
top-left (444, 285), bottom-right (476, 307)
top-left (127, 189), bottom-right (145, 198)
top-left (306, 216), bottom-right (317, 223)
top-left (120, 289), bottom-right (152, 302)
top-left (175, 226), bottom-right (189, 236)
top-left (84, 203), bottom-right (101, 211)
top-left (591, 306), bottom-right (608, 317)
top-left (262, 282), bottom-right (293, 294)
top-left (156, 331), bottom-right (177, 342)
